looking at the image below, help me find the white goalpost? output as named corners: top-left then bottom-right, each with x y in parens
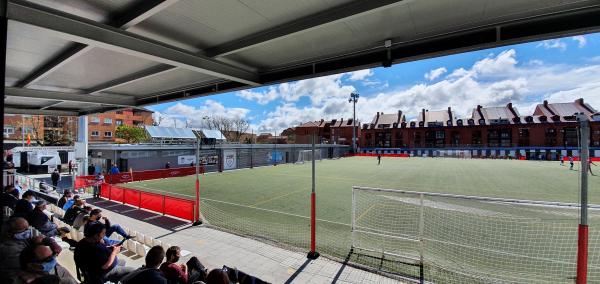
top-left (351, 186), bottom-right (600, 283)
top-left (296, 149), bottom-right (322, 164)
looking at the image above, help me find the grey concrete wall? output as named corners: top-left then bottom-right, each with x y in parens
top-left (89, 144), bottom-right (350, 173)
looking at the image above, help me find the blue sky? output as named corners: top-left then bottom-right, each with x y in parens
top-left (150, 33), bottom-right (600, 133)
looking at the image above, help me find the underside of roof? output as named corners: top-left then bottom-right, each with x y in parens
top-left (4, 0), bottom-right (600, 116)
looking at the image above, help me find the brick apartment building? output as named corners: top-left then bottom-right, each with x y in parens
top-left (294, 118), bottom-right (360, 145)
top-left (88, 108), bottom-right (154, 143)
top-left (4, 108), bottom-right (154, 146)
top-left (3, 115), bottom-right (76, 146)
top-left (360, 99), bottom-right (600, 159)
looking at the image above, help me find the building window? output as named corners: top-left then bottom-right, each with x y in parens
top-left (91, 131), bottom-right (99, 137)
top-left (91, 116), bottom-right (100, 123)
top-left (116, 120), bottom-right (123, 126)
top-left (104, 118), bottom-right (112, 124)
top-left (563, 127), bottom-right (578, 147)
top-left (116, 111), bottom-right (123, 114)
top-left (4, 126), bottom-right (15, 135)
top-left (518, 128), bottom-right (530, 147)
top-left (104, 131), bottom-right (112, 137)
top-left (472, 131), bottom-right (482, 145)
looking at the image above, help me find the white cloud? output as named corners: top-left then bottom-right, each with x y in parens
top-left (424, 67), bottom-right (447, 81)
top-left (255, 48), bottom-right (600, 131)
top-left (537, 39), bottom-right (567, 51)
top-left (156, 100), bottom-right (251, 128)
top-left (572, 36), bottom-right (587, 48)
top-left (237, 88), bottom-right (278, 105)
top-left (347, 69), bottom-right (374, 81)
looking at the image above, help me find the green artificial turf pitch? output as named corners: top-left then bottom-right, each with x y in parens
top-left (119, 157), bottom-right (600, 283)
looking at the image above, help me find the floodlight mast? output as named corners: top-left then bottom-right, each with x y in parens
top-left (576, 113), bottom-right (589, 284)
top-left (349, 92), bottom-right (359, 153)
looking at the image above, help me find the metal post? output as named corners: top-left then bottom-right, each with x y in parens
top-left (577, 115), bottom-right (589, 284)
top-left (0, 0), bottom-right (8, 197)
top-left (351, 187), bottom-right (356, 248)
top-left (307, 132), bottom-right (319, 259)
top-left (418, 193), bottom-right (425, 284)
top-left (193, 138), bottom-right (202, 225)
top-left (353, 98), bottom-right (356, 152)
top-left (250, 129), bottom-right (253, 169)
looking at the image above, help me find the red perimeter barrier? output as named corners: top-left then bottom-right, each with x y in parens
top-left (99, 183), bottom-right (195, 221)
top-left (561, 156), bottom-right (600, 162)
top-left (105, 166), bottom-right (198, 184)
top-left (353, 153), bottom-right (410, 158)
top-left (75, 175), bottom-right (98, 188)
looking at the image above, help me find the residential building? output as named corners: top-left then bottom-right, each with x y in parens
top-left (294, 118), bottom-right (360, 145)
top-left (88, 108), bottom-right (154, 143)
top-left (360, 99), bottom-right (600, 159)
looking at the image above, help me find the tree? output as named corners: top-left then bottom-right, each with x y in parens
top-left (115, 125), bottom-right (148, 143)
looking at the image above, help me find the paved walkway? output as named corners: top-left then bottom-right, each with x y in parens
top-left (90, 199), bottom-right (405, 284)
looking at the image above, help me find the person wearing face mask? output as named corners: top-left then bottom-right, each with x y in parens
top-left (160, 246), bottom-right (207, 284)
top-left (27, 200), bottom-right (70, 238)
top-left (75, 222), bottom-right (135, 284)
top-left (17, 243), bottom-right (77, 284)
top-left (84, 209), bottom-right (133, 243)
top-left (0, 217), bottom-right (62, 283)
top-left (13, 191), bottom-right (36, 218)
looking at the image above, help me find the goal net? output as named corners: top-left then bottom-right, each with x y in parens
top-left (296, 149), bottom-right (322, 164)
top-left (352, 186), bottom-right (600, 283)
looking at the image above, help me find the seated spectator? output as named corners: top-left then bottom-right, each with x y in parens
top-left (13, 191), bottom-right (36, 218)
top-left (2, 185), bottom-right (19, 210)
top-left (62, 194), bottom-right (80, 211)
top-left (14, 180), bottom-right (23, 195)
top-left (18, 243), bottom-right (77, 284)
top-left (160, 246), bottom-right (207, 284)
top-left (39, 181), bottom-right (53, 194)
top-left (63, 199), bottom-right (86, 225)
top-left (85, 209), bottom-right (132, 242)
top-left (206, 269), bottom-right (230, 284)
top-left (57, 191), bottom-right (72, 209)
top-left (72, 205), bottom-right (92, 230)
top-left (121, 245), bottom-right (167, 284)
top-left (0, 217), bottom-right (62, 283)
top-left (27, 200), bottom-right (70, 237)
top-left (75, 222), bottom-right (134, 284)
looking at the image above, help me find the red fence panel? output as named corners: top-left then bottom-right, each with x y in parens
top-left (100, 183), bottom-right (111, 199)
top-left (164, 196), bottom-right (194, 221)
top-left (140, 191), bottom-right (164, 213)
top-left (109, 185), bottom-right (124, 202)
top-left (123, 189), bottom-right (141, 208)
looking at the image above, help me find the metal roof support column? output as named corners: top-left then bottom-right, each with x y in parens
top-left (77, 116), bottom-right (89, 176)
top-left (1, 0), bottom-right (8, 190)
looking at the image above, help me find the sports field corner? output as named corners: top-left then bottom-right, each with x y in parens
top-left (118, 156), bottom-right (600, 283)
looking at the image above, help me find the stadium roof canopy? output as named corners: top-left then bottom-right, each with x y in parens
top-left (3, 0), bottom-right (600, 116)
top-left (146, 126), bottom-right (196, 139)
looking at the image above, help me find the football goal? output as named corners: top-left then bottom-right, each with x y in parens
top-left (351, 186), bottom-right (600, 283)
top-left (296, 149), bottom-right (322, 164)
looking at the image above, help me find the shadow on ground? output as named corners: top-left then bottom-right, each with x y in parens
top-left (85, 198), bottom-right (189, 231)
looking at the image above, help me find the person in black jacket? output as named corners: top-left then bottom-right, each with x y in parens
top-left (1, 185), bottom-right (19, 210)
top-left (57, 190), bottom-right (72, 209)
top-left (63, 199), bottom-right (85, 225)
top-left (88, 164), bottom-right (96, 176)
top-left (51, 169), bottom-right (60, 189)
top-left (121, 246), bottom-right (167, 284)
top-left (13, 191), bottom-right (36, 218)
